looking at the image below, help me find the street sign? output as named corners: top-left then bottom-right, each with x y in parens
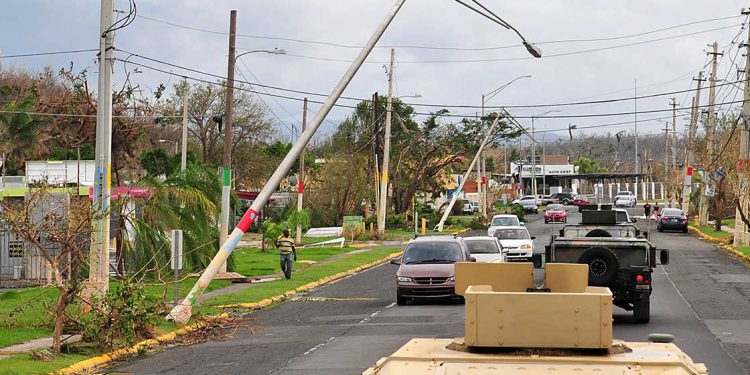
top-left (705, 187), bottom-right (715, 197)
top-left (171, 229), bottom-right (183, 270)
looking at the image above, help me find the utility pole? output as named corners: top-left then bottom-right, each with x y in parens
top-left (219, 10), bottom-right (237, 273)
top-left (663, 123), bottom-right (670, 184)
top-left (683, 73), bottom-right (704, 214)
top-left (700, 42), bottom-right (721, 226)
top-left (377, 48), bottom-right (395, 238)
top-left (89, 0), bottom-right (114, 297)
top-left (634, 78), bottom-right (639, 200)
top-left (735, 11), bottom-right (750, 247)
top-left (296, 98), bottom-right (307, 245)
top-left (531, 117), bottom-right (537, 198)
top-left (181, 77), bottom-right (188, 171)
top-left (670, 98), bottom-right (678, 171)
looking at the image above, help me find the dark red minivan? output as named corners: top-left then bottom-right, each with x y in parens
top-left (390, 236), bottom-right (474, 305)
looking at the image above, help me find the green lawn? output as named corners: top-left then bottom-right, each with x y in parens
top-left (695, 225), bottom-right (733, 239)
top-left (735, 246), bottom-right (750, 257)
top-left (724, 218), bottom-right (736, 229)
top-left (232, 246), bottom-right (353, 277)
top-left (0, 353), bottom-right (91, 375)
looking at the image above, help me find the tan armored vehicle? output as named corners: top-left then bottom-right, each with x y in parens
top-left (364, 262), bottom-right (708, 374)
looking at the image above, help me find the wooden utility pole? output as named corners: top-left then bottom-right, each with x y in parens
top-left (700, 42), bottom-right (721, 226)
top-left (663, 123), bottom-right (670, 184)
top-left (377, 49), bottom-right (395, 238)
top-left (219, 10), bottom-right (237, 273)
top-left (296, 98), bottom-right (307, 245)
top-left (734, 10), bottom-right (750, 247)
top-left (683, 73), bottom-right (704, 214)
top-left (670, 97), bottom-right (678, 171)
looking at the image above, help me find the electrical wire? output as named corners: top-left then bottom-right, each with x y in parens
top-left (119, 55), bottom-right (750, 120)
top-left (118, 49), bottom-right (745, 111)
top-left (135, 12), bottom-right (743, 52)
top-left (0, 49), bottom-right (98, 59)
top-left (235, 60), bottom-right (296, 135)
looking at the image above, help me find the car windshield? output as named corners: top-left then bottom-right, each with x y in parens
top-left (662, 209), bottom-right (683, 217)
top-left (491, 216), bottom-right (518, 226)
top-left (465, 240), bottom-right (500, 254)
top-left (615, 211), bottom-right (629, 222)
top-left (616, 191), bottom-right (630, 196)
top-left (547, 204), bottom-right (564, 211)
top-left (402, 242), bottom-right (463, 264)
top-left (494, 229), bottom-right (530, 240)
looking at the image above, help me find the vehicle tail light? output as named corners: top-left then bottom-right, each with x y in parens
top-left (680, 217), bottom-right (688, 223)
top-left (635, 274), bottom-right (644, 283)
top-left (661, 217), bottom-right (669, 222)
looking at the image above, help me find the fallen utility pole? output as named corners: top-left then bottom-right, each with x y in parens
top-left (435, 114), bottom-right (504, 232)
top-left (167, 0), bottom-right (407, 323)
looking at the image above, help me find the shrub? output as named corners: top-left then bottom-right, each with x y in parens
top-left (467, 216), bottom-right (486, 230)
top-left (386, 214), bottom-right (407, 229)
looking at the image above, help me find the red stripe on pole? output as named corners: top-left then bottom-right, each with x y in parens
top-left (298, 181), bottom-right (305, 194)
top-left (237, 208), bottom-right (259, 233)
top-left (687, 167), bottom-right (693, 176)
top-left (482, 176), bottom-right (487, 185)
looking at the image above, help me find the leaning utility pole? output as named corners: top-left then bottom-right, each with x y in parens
top-left (683, 73), bottom-right (704, 214)
top-left (89, 0), bottom-right (115, 297)
top-left (168, 0), bottom-right (407, 324)
top-left (377, 48), bottom-right (395, 238)
top-left (181, 77), bottom-right (189, 171)
top-left (735, 11), bottom-right (750, 247)
top-left (436, 114), bottom-right (504, 232)
top-left (700, 42), bottom-right (721, 226)
top-left (219, 10), bottom-right (237, 272)
top-left (296, 98), bottom-right (307, 245)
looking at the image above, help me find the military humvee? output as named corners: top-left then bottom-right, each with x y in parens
top-left (543, 207), bottom-right (669, 322)
top-left (363, 263), bottom-right (707, 374)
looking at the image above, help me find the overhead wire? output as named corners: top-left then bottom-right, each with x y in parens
top-left (118, 49), bottom-right (745, 111)
top-left (235, 60), bottom-right (296, 135)
top-left (0, 49), bottom-right (99, 59)
top-left (135, 12), bottom-right (743, 52)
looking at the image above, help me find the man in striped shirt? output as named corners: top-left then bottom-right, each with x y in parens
top-left (275, 229), bottom-right (296, 279)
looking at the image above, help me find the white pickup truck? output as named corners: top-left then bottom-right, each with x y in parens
top-left (613, 191), bottom-right (637, 207)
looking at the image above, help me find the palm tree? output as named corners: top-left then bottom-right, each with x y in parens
top-left (0, 93), bottom-right (46, 175)
top-left (119, 163), bottom-right (235, 275)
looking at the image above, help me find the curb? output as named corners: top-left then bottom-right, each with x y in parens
top-left (55, 251), bottom-right (402, 374)
top-left (688, 226), bottom-right (750, 264)
top-left (215, 251), bottom-right (402, 309)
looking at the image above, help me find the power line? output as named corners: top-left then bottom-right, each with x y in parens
top-left (120, 55), bottom-right (749, 120)
top-left (263, 24), bottom-right (742, 64)
top-left (0, 49), bottom-right (98, 59)
top-left (136, 12), bottom-right (742, 52)
top-left (119, 49), bottom-right (745, 111)
top-left (235, 60), bottom-right (296, 135)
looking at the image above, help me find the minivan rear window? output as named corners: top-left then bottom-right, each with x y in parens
top-left (403, 242), bottom-right (462, 264)
top-left (494, 229), bottom-right (530, 240)
top-left (465, 240), bottom-right (500, 254)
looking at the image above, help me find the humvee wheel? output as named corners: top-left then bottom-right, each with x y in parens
top-left (585, 229), bottom-right (612, 237)
top-left (578, 247), bottom-right (619, 286)
top-left (634, 299), bottom-right (650, 323)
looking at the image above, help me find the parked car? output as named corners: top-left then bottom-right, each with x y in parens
top-left (462, 202), bottom-right (480, 214)
top-left (614, 191), bottom-right (637, 207)
top-left (657, 208), bottom-right (688, 233)
top-left (463, 236), bottom-right (506, 263)
top-left (572, 196), bottom-right (590, 206)
top-left (614, 195), bottom-right (637, 207)
top-left (391, 236), bottom-right (475, 305)
top-left (520, 199), bottom-right (539, 214)
top-left (492, 226), bottom-right (535, 262)
top-left (544, 203), bottom-right (567, 223)
top-left (550, 192), bottom-right (576, 205)
top-left (538, 194), bottom-right (555, 205)
top-left (487, 214), bottom-right (523, 237)
top-left (511, 195), bottom-right (537, 205)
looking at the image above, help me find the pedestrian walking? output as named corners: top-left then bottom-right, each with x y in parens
top-left (275, 229), bottom-right (296, 279)
top-left (653, 202), bottom-right (660, 219)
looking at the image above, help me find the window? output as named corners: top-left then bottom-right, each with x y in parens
top-left (8, 240), bottom-right (23, 257)
top-left (466, 240), bottom-right (500, 254)
top-left (494, 229), bottom-right (530, 240)
top-left (491, 216), bottom-right (519, 226)
top-left (403, 242), bottom-right (462, 264)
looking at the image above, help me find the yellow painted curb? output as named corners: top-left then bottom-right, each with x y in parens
top-left (56, 252), bottom-right (402, 374)
top-left (452, 228), bottom-right (470, 235)
top-left (688, 226), bottom-right (750, 264)
top-left (215, 251), bottom-right (402, 309)
top-left (56, 313), bottom-right (229, 374)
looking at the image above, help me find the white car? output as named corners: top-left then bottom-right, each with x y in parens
top-left (614, 195), bottom-right (636, 207)
top-left (463, 236), bottom-right (506, 263)
top-left (491, 226), bottom-right (535, 262)
top-left (487, 214), bottom-right (522, 237)
top-left (511, 195), bottom-right (537, 205)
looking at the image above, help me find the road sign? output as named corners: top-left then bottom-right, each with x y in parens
top-left (705, 187), bottom-right (715, 197)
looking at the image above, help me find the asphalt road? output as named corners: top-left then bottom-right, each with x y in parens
top-left (113, 207), bottom-right (749, 375)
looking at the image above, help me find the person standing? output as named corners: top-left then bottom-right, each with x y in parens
top-left (276, 229), bottom-right (296, 279)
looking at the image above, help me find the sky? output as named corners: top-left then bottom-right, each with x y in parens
top-left (1, 0), bottom-right (748, 144)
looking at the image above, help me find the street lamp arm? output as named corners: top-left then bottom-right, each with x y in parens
top-left (235, 48), bottom-right (286, 61)
top-left (484, 75), bottom-right (532, 102)
top-left (456, 0), bottom-right (542, 58)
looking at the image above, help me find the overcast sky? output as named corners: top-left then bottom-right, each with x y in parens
top-left (1, 1), bottom-right (748, 143)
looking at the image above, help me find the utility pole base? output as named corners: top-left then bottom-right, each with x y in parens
top-left (166, 303), bottom-right (192, 324)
